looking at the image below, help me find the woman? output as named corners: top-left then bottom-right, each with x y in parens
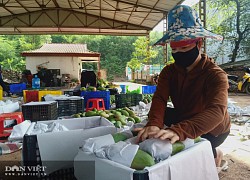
top-left (136, 5), bottom-right (230, 170)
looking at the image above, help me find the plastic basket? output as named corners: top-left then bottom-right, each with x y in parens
top-left (115, 94), bottom-right (131, 108)
top-left (142, 85), bottom-right (157, 94)
top-left (22, 102), bottom-right (58, 122)
top-left (23, 90), bottom-right (39, 103)
top-left (108, 88), bottom-right (118, 95)
top-left (115, 94), bottom-right (143, 108)
top-left (130, 94), bottom-right (143, 106)
top-left (133, 170), bottom-right (149, 180)
top-left (63, 90), bottom-right (74, 96)
top-left (22, 135), bottom-right (76, 179)
top-left (9, 83), bottom-right (27, 94)
top-left (81, 91), bottom-right (110, 109)
top-left (56, 98), bottom-right (84, 117)
top-left (0, 112), bottom-right (24, 137)
top-left (38, 90), bottom-right (63, 101)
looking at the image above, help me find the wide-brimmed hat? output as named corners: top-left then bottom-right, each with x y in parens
top-left (154, 5), bottom-right (223, 46)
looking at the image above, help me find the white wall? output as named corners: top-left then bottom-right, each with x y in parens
top-left (26, 56), bottom-right (82, 80)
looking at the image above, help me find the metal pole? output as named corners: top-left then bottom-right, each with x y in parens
top-left (199, 0), bottom-right (207, 53)
top-left (163, 13), bottom-right (168, 63)
top-left (146, 31), bottom-right (150, 65)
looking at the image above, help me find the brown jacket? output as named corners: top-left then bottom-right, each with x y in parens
top-left (146, 54), bottom-right (231, 141)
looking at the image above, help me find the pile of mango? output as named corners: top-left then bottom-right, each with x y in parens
top-left (97, 78), bottom-right (109, 88)
top-left (110, 95), bottom-right (115, 104)
top-left (80, 78), bottom-right (119, 92)
top-left (142, 94), bottom-right (153, 104)
top-left (80, 85), bottom-right (109, 91)
top-left (72, 107), bottom-right (141, 128)
top-left (80, 86), bottom-right (97, 91)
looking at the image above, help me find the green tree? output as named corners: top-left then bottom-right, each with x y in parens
top-left (51, 35), bottom-right (75, 43)
top-left (0, 35), bottom-right (51, 71)
top-left (127, 37), bottom-right (158, 73)
top-left (207, 0), bottom-right (250, 62)
top-left (150, 31), bottom-right (166, 65)
top-left (0, 34), bottom-right (167, 81)
top-left (74, 35), bottom-right (137, 80)
top-left (0, 36), bottom-right (18, 70)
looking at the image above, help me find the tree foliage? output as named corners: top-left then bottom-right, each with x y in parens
top-left (0, 32), bottom-right (167, 80)
top-left (0, 35), bottom-right (51, 71)
top-left (127, 36), bottom-right (158, 72)
top-left (207, 0), bottom-right (250, 62)
top-left (73, 35), bottom-right (137, 80)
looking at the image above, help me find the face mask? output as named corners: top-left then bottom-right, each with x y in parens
top-left (172, 45), bottom-right (199, 68)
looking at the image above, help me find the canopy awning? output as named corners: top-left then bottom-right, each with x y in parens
top-left (0, 0), bottom-right (184, 35)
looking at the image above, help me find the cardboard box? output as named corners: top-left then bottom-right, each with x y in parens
top-left (74, 140), bottom-right (219, 180)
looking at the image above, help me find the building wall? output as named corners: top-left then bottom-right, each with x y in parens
top-left (26, 56), bottom-right (82, 80)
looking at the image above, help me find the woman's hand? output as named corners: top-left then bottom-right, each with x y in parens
top-left (134, 126), bottom-right (160, 143)
top-left (148, 129), bottom-right (180, 144)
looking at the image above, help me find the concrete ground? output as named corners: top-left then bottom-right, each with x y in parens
top-left (219, 93), bottom-right (250, 179)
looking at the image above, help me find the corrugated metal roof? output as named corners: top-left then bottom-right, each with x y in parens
top-left (22, 44), bottom-right (101, 58)
top-left (28, 44), bottom-right (88, 53)
top-left (0, 0), bottom-right (185, 35)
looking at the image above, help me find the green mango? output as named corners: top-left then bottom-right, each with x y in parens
top-left (73, 114), bottom-right (81, 118)
top-left (97, 87), bottom-right (106, 91)
top-left (80, 112), bottom-right (85, 117)
top-left (131, 150), bottom-right (155, 170)
top-left (132, 116), bottom-right (141, 123)
top-left (99, 112), bottom-right (109, 118)
top-left (112, 133), bottom-right (129, 143)
top-left (194, 136), bottom-right (201, 143)
top-left (127, 117), bottom-right (135, 123)
top-left (120, 110), bottom-right (130, 117)
top-left (171, 142), bottom-right (185, 155)
top-left (123, 107), bottom-right (135, 116)
top-left (116, 115), bottom-right (127, 125)
top-left (110, 120), bottom-right (116, 124)
top-left (85, 111), bottom-right (97, 117)
top-left (114, 121), bottom-right (122, 128)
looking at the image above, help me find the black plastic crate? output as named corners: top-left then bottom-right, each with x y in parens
top-left (133, 170), bottom-right (149, 180)
top-left (22, 135), bottom-right (76, 180)
top-left (56, 98), bottom-right (84, 117)
top-left (131, 94), bottom-right (143, 106)
top-left (63, 91), bottom-right (74, 96)
top-left (22, 102), bottom-right (58, 122)
top-left (115, 94), bottom-right (143, 108)
top-left (108, 88), bottom-right (118, 95)
top-left (115, 94), bottom-right (131, 108)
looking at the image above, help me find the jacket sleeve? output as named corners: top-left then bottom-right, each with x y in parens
top-left (146, 66), bottom-right (171, 128)
top-left (168, 71), bottom-right (229, 141)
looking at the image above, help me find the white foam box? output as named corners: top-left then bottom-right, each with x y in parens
top-left (22, 116), bottom-right (116, 175)
top-left (74, 140), bottom-right (219, 180)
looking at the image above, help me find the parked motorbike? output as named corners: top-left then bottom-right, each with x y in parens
top-left (238, 72), bottom-right (250, 94)
top-left (228, 76), bottom-right (238, 92)
top-left (227, 67), bottom-right (250, 95)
